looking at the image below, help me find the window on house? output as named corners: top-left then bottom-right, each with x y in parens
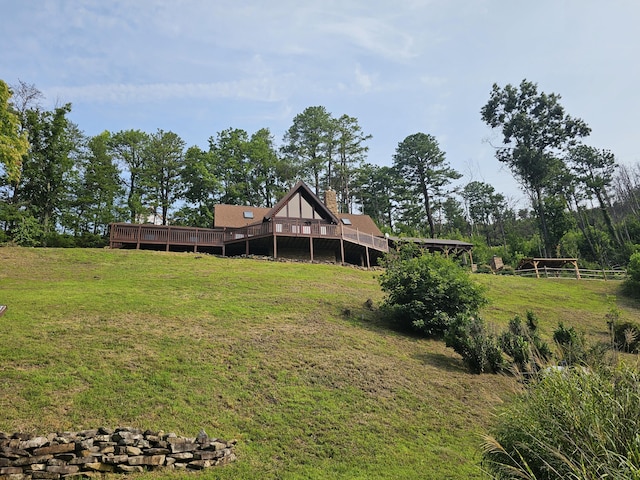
top-left (243, 211), bottom-right (254, 219)
top-left (341, 218), bottom-right (352, 225)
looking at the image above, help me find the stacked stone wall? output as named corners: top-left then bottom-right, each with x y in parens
top-left (0, 427), bottom-right (236, 479)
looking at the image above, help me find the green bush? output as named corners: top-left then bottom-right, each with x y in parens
top-left (499, 311), bottom-right (551, 373)
top-left (12, 215), bottom-right (43, 247)
top-left (553, 322), bottom-right (587, 366)
top-left (444, 315), bottom-right (503, 374)
top-left (75, 232), bottom-right (108, 248)
top-left (608, 320), bottom-right (640, 353)
top-left (43, 232), bottom-right (76, 248)
top-left (483, 364), bottom-right (640, 479)
top-left (624, 251), bottom-right (640, 298)
top-left (379, 251), bottom-right (487, 337)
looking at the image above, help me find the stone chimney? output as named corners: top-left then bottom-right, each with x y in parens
top-left (324, 189), bottom-right (339, 217)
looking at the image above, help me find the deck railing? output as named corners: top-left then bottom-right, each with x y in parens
top-left (109, 223), bottom-right (224, 248)
top-left (110, 220), bottom-right (389, 253)
top-left (342, 225), bottom-right (389, 251)
top-left (224, 220), bottom-right (341, 241)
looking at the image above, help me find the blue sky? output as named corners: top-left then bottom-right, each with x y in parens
top-left (2, 0), bottom-right (639, 205)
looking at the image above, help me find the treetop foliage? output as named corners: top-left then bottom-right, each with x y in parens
top-left (1, 77), bottom-right (639, 274)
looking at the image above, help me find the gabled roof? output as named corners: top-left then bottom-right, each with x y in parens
top-left (214, 204), bottom-right (271, 228)
top-left (213, 181), bottom-right (385, 238)
top-left (264, 180), bottom-right (339, 223)
top-left (338, 213), bottom-right (383, 237)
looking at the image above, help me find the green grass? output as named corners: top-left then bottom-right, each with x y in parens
top-left (0, 248), bottom-right (638, 479)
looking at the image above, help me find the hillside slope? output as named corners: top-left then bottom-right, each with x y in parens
top-left (0, 248), bottom-right (637, 479)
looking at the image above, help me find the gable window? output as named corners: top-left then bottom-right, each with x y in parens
top-left (341, 218), bottom-right (352, 225)
top-left (243, 211), bottom-right (254, 219)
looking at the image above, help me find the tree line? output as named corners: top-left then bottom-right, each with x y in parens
top-left (1, 78), bottom-right (639, 267)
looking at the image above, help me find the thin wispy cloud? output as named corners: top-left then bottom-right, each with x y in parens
top-left (46, 79), bottom-right (288, 105)
top-left (3, 0), bottom-right (640, 200)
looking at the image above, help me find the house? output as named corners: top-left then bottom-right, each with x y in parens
top-left (109, 181), bottom-right (389, 267)
top-left (109, 181), bottom-right (476, 267)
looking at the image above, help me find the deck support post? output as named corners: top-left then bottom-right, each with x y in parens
top-left (273, 235), bottom-right (278, 259)
top-left (339, 223), bottom-right (345, 265)
top-left (166, 226), bottom-right (171, 252)
top-left (136, 224), bottom-right (142, 250)
top-left (365, 246), bottom-right (370, 269)
top-left (309, 236), bottom-right (314, 262)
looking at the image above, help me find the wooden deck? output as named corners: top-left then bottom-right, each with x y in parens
top-left (109, 223), bottom-right (225, 251)
top-left (109, 221), bottom-right (388, 262)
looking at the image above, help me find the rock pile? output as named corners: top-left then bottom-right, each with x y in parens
top-left (0, 427), bottom-right (237, 479)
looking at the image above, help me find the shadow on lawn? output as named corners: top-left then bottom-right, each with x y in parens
top-left (412, 351), bottom-right (467, 373)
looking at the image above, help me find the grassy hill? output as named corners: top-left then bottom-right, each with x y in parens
top-left (1, 248), bottom-right (638, 479)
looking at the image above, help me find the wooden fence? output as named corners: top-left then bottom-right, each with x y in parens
top-left (514, 267), bottom-right (627, 280)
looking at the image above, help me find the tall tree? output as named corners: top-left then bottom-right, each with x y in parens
top-left (109, 129), bottom-right (150, 223)
top-left (566, 145), bottom-right (620, 247)
top-left (210, 128), bottom-right (253, 205)
top-left (440, 196), bottom-right (468, 236)
top-left (142, 129), bottom-right (185, 225)
top-left (247, 128), bottom-right (292, 207)
top-left (481, 79), bottom-right (591, 256)
top-left (353, 163), bottom-right (398, 230)
top-left (334, 114), bottom-right (371, 213)
top-left (393, 133), bottom-right (461, 238)
top-left (17, 103), bottom-right (79, 234)
top-left (282, 106), bottom-right (334, 194)
top-left (69, 131), bottom-right (124, 235)
top-left (176, 145), bottom-right (220, 228)
top-left (462, 181), bottom-right (506, 245)
top-left (0, 80), bottom-right (29, 186)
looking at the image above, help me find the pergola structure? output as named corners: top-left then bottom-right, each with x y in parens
top-left (516, 257), bottom-right (580, 279)
top-left (387, 236), bottom-right (474, 265)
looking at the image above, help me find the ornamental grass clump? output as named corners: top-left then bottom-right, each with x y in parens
top-left (482, 363), bottom-right (640, 480)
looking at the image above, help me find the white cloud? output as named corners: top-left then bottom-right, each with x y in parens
top-left (354, 65), bottom-right (376, 93)
top-left (45, 78), bottom-right (288, 105)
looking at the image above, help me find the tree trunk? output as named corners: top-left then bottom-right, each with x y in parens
top-left (533, 186), bottom-right (550, 257)
top-left (419, 170), bottom-right (435, 238)
top-left (595, 190), bottom-right (621, 247)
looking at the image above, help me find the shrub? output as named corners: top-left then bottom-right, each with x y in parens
top-left (553, 322), bottom-right (588, 366)
top-left (499, 311), bottom-right (551, 373)
top-left (608, 320), bottom-right (640, 353)
top-left (43, 232), bottom-right (76, 248)
top-left (12, 215), bottom-right (43, 247)
top-left (379, 251), bottom-right (487, 337)
top-left (75, 232), bottom-right (108, 248)
top-left (623, 251), bottom-right (640, 298)
top-left (483, 364), bottom-right (640, 479)
top-left (444, 315), bottom-right (503, 374)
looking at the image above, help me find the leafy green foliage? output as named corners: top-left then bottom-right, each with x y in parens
top-left (379, 250), bottom-right (487, 336)
top-left (499, 311), bottom-right (552, 373)
top-left (483, 364), bottom-right (640, 479)
top-left (392, 133), bottom-right (461, 237)
top-left (12, 215), bottom-right (42, 246)
top-left (608, 320), bottom-right (640, 353)
top-left (553, 322), bottom-right (588, 365)
top-left (624, 251), bottom-right (640, 298)
top-left (444, 315), bottom-right (503, 374)
top-left (481, 79), bottom-right (591, 257)
top-left (0, 80), bottom-right (29, 184)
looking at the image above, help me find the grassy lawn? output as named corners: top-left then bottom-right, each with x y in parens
top-left (0, 247), bottom-right (638, 479)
